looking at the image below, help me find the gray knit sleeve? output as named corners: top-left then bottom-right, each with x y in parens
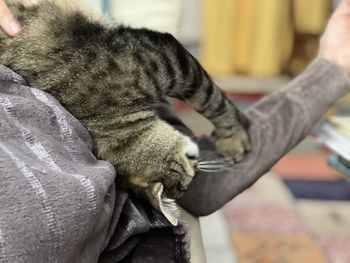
top-left (178, 58), bottom-right (350, 216)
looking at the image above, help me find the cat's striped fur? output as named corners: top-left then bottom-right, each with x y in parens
top-left (0, 0), bottom-right (250, 213)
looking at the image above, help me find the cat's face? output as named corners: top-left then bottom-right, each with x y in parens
top-left (95, 119), bottom-right (198, 225)
top-left (126, 120), bottom-right (199, 200)
top-left (159, 134), bottom-right (199, 198)
top-left (133, 126), bottom-right (199, 226)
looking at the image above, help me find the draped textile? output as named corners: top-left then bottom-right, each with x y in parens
top-left (201, 0), bottom-right (331, 76)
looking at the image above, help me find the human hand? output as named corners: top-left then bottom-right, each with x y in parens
top-left (0, 0), bottom-right (37, 36)
top-left (319, 0), bottom-right (350, 74)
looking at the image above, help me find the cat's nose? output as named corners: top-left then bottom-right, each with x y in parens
top-left (184, 137), bottom-right (199, 160)
top-left (186, 152), bottom-right (197, 160)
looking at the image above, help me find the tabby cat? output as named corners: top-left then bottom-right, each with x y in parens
top-left (0, 0), bottom-right (250, 224)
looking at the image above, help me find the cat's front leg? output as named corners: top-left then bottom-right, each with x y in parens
top-left (210, 108), bottom-right (251, 162)
top-left (188, 88), bottom-right (251, 162)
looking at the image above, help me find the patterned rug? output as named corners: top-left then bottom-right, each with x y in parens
top-left (223, 139), bottom-right (350, 263)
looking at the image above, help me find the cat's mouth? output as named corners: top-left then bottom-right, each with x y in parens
top-left (144, 158), bottom-right (232, 226)
top-left (142, 158), bottom-right (232, 226)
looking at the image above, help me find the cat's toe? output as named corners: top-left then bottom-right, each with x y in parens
top-left (215, 129), bottom-right (251, 162)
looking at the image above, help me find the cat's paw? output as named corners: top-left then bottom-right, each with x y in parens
top-left (215, 128), bottom-right (251, 162)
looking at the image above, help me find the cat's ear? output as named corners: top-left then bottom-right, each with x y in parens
top-left (143, 182), bottom-right (180, 226)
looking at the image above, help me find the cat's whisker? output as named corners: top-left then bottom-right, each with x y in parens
top-left (198, 168), bottom-right (231, 173)
top-left (198, 162), bottom-right (230, 167)
top-left (198, 162), bottom-right (230, 166)
top-left (198, 160), bottom-right (231, 168)
top-left (197, 164), bottom-right (232, 172)
top-left (198, 165), bottom-right (231, 169)
top-left (199, 169), bottom-right (232, 172)
top-left (197, 164), bottom-right (230, 169)
top-left (199, 160), bottom-right (229, 166)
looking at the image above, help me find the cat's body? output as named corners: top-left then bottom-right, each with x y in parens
top-left (0, 0), bottom-right (250, 216)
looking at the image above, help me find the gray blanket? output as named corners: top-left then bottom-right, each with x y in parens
top-left (0, 58), bottom-right (349, 262)
top-left (0, 66), bottom-right (189, 263)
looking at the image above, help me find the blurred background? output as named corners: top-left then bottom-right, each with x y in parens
top-left (89, 0), bottom-right (350, 262)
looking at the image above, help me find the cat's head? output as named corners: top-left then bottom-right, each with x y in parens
top-left (121, 120), bottom-right (199, 225)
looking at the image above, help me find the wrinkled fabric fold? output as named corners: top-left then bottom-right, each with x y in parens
top-left (0, 65), bottom-right (190, 263)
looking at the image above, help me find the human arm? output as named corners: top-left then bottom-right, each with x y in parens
top-left (176, 58), bottom-right (350, 216)
top-left (175, 0), bottom-right (350, 216)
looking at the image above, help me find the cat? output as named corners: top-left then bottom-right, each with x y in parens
top-left (0, 0), bottom-right (251, 224)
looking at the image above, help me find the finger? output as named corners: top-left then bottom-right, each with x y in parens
top-left (0, 1), bottom-right (20, 36)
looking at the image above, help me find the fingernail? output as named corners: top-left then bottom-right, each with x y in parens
top-left (8, 21), bottom-right (21, 35)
